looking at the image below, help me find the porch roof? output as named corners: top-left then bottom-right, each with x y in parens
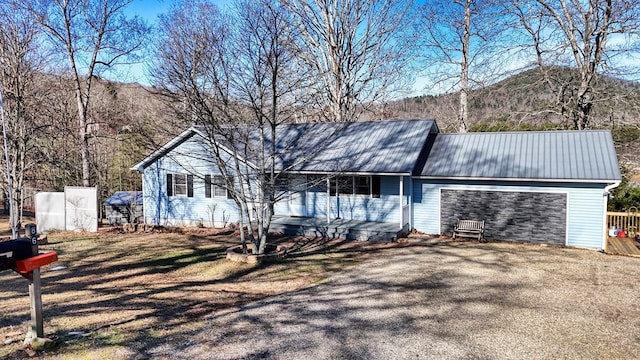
top-left (280, 119), bottom-right (437, 174)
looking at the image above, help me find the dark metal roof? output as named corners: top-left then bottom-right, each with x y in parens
top-left (418, 130), bottom-right (621, 182)
top-left (132, 119), bottom-right (438, 175)
top-left (280, 119), bottom-right (437, 174)
top-left (104, 191), bottom-right (143, 206)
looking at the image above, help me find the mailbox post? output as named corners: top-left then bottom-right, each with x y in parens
top-left (25, 223), bottom-right (44, 340)
top-left (0, 223), bottom-right (57, 343)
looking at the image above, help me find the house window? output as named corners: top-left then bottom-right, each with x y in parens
top-left (327, 176), bottom-right (381, 197)
top-left (276, 176), bottom-right (288, 192)
top-left (308, 175), bottom-right (327, 192)
top-left (167, 173), bottom-right (193, 197)
top-left (205, 174), bottom-right (232, 198)
top-left (329, 176), bottom-right (352, 196)
top-left (354, 176), bottom-right (371, 195)
top-left (213, 176), bottom-right (228, 197)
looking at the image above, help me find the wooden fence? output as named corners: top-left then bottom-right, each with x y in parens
top-left (607, 210), bottom-right (640, 236)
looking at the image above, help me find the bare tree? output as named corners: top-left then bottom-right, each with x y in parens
top-left (0, 0), bottom-right (47, 229)
top-left (151, 0), bottom-right (316, 254)
top-left (26, 0), bottom-right (148, 186)
top-left (512, 0), bottom-right (640, 130)
top-left (280, 0), bottom-right (415, 122)
top-left (416, 0), bottom-right (511, 132)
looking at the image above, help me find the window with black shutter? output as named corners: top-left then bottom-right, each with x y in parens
top-left (166, 174), bottom-right (173, 196)
top-left (187, 175), bottom-right (194, 197)
top-left (167, 173), bottom-right (192, 197)
top-left (205, 175), bottom-right (212, 198)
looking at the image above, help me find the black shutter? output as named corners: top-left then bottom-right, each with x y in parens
top-left (227, 176), bottom-right (233, 199)
top-left (166, 174), bottom-right (173, 196)
top-left (372, 176), bottom-right (381, 198)
top-left (187, 175), bottom-right (194, 197)
top-left (205, 175), bottom-right (211, 198)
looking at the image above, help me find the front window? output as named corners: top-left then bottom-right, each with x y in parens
top-left (212, 175), bottom-right (227, 198)
top-left (167, 173), bottom-right (192, 197)
top-left (174, 174), bottom-right (187, 196)
top-left (354, 176), bottom-right (371, 195)
top-left (328, 176), bottom-right (379, 197)
top-left (308, 175), bottom-right (327, 192)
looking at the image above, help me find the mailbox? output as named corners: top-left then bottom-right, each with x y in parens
top-left (0, 238), bottom-right (33, 267)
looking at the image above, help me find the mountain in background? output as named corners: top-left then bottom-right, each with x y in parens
top-left (381, 67), bottom-right (640, 132)
top-left (96, 67), bottom-right (640, 169)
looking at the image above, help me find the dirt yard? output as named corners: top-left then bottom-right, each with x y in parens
top-left (0, 226), bottom-right (401, 359)
top-left (1, 225), bottom-right (639, 359)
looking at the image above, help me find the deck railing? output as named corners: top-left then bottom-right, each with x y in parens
top-left (607, 210), bottom-right (640, 236)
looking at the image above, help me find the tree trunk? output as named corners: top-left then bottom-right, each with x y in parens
top-left (457, 0), bottom-right (472, 133)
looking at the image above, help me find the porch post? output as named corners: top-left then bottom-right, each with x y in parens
top-left (408, 176), bottom-right (413, 230)
top-left (326, 177), bottom-right (330, 225)
top-left (399, 176), bottom-right (404, 228)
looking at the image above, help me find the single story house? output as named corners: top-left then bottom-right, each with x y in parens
top-left (131, 119), bottom-right (621, 250)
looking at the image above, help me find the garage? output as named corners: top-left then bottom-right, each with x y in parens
top-left (440, 189), bottom-right (567, 245)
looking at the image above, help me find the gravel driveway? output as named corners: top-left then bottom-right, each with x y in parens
top-left (151, 240), bottom-right (640, 359)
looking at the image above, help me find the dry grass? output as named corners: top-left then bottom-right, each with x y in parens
top-left (0, 224), bottom-right (401, 359)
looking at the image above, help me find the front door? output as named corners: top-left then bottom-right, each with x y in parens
top-left (289, 175), bottom-right (307, 217)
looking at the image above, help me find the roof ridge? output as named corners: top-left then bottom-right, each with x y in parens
top-left (438, 129), bottom-right (612, 135)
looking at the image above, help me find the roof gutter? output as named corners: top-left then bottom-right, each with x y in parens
top-left (284, 170), bottom-right (412, 176)
top-left (415, 176), bottom-right (622, 184)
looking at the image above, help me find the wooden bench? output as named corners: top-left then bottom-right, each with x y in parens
top-left (453, 219), bottom-right (485, 240)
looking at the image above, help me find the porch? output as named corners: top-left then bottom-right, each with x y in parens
top-left (269, 216), bottom-right (408, 242)
top-left (606, 236), bottom-right (640, 258)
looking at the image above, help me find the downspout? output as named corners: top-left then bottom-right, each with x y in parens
top-left (602, 181), bottom-right (621, 251)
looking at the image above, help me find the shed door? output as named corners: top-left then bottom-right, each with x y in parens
top-left (440, 189), bottom-right (567, 245)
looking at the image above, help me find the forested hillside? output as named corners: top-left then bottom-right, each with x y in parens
top-left (381, 68), bottom-right (640, 167)
top-left (2, 0), bottom-right (640, 223)
top-left (12, 68), bottom-right (640, 213)
top-left (384, 67), bottom-right (640, 132)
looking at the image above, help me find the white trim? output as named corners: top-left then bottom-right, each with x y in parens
top-left (603, 181), bottom-right (622, 250)
top-left (131, 127), bottom-right (258, 172)
top-left (172, 173), bottom-right (188, 197)
top-left (288, 171), bottom-right (411, 176)
top-left (130, 128), bottom-right (195, 172)
top-left (438, 186), bottom-right (569, 245)
top-left (399, 176), bottom-right (404, 228)
top-left (416, 175), bottom-right (620, 184)
top-left (326, 177), bottom-right (331, 224)
top-left (565, 195), bottom-right (570, 247)
top-left (408, 176), bottom-right (413, 229)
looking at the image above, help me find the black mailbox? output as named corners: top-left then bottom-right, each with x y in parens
top-left (0, 238), bottom-right (33, 268)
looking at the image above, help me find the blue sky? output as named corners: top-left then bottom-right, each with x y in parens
top-left (126, 0), bottom-right (232, 23)
top-left (119, 0), bottom-right (233, 84)
top-left (116, 0), bottom-right (444, 97)
top-left (118, 0), bottom-right (431, 95)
